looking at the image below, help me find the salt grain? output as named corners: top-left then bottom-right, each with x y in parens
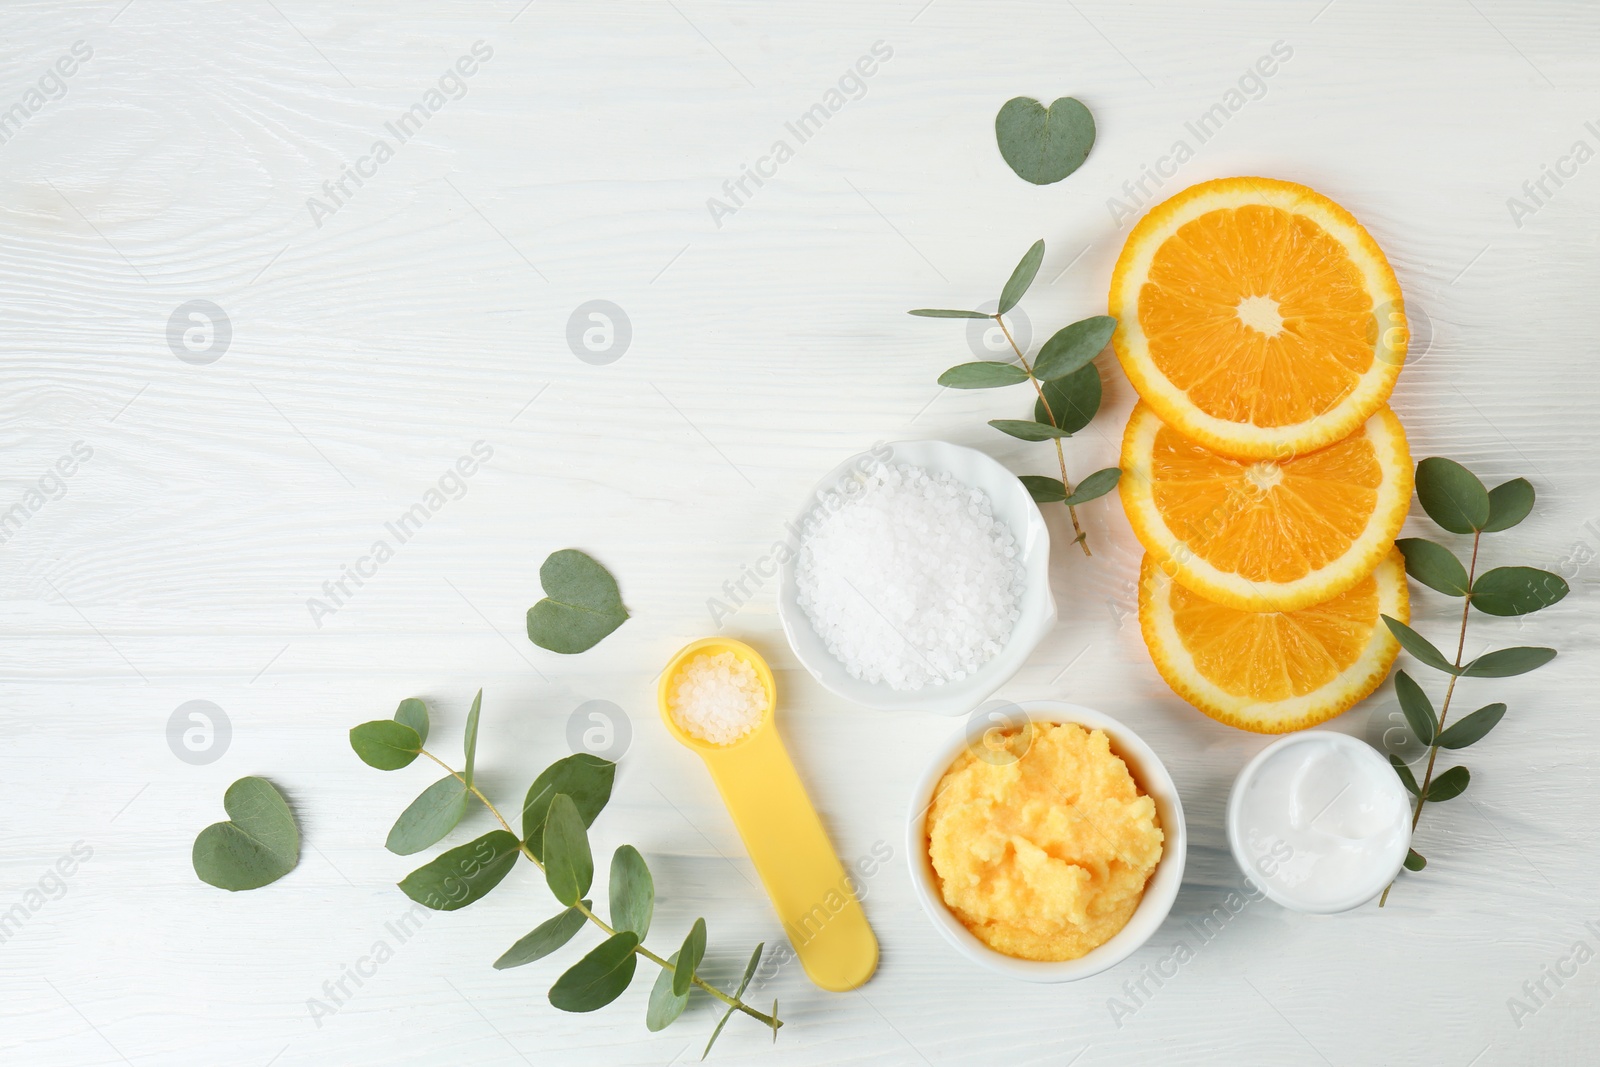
top-left (668, 650), bottom-right (767, 745)
top-left (794, 462), bottom-right (1023, 690)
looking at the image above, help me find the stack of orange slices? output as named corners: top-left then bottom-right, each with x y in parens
top-left (1109, 177), bottom-right (1413, 733)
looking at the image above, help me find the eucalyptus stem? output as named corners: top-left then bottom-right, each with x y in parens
top-left (418, 747), bottom-right (781, 1029)
top-left (995, 314), bottom-right (1092, 555)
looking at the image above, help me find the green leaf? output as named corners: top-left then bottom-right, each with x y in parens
top-left (1389, 754), bottom-right (1421, 797)
top-left (907, 308), bottom-right (991, 319)
top-left (1035, 362), bottom-right (1101, 433)
top-left (1033, 316), bottom-right (1117, 382)
top-left (1470, 567), bottom-right (1569, 617)
top-left (673, 918), bottom-right (706, 998)
top-left (1064, 467), bottom-right (1121, 506)
top-left (994, 96), bottom-right (1095, 185)
top-left (543, 794), bottom-right (594, 907)
top-left (1382, 615), bottom-right (1459, 675)
top-left (609, 845), bottom-right (653, 939)
top-left (526, 549), bottom-right (629, 654)
top-left (1395, 538), bottom-right (1469, 597)
top-left (522, 754), bottom-right (616, 861)
top-left (1425, 765), bottom-right (1470, 802)
top-left (1415, 457), bottom-right (1489, 534)
top-left (192, 776), bottom-right (300, 892)
top-left (494, 901), bottom-right (590, 969)
top-left (549, 932), bottom-right (639, 1013)
top-left (1437, 703), bottom-right (1507, 749)
top-left (397, 830), bottom-right (521, 911)
top-left (1403, 848), bottom-right (1427, 871)
top-left (1393, 671), bottom-right (1437, 746)
top-left (394, 697), bottom-right (429, 745)
top-left (462, 688), bottom-right (483, 789)
top-left (997, 239), bottom-right (1044, 315)
top-left (1019, 475), bottom-right (1066, 503)
top-left (988, 418), bottom-right (1073, 441)
top-left (350, 720), bottom-right (422, 770)
top-left (385, 775), bottom-right (470, 856)
top-left (1461, 646), bottom-right (1557, 678)
top-left (937, 361), bottom-right (1028, 389)
top-left (1482, 478), bottom-right (1535, 532)
top-left (703, 943), bottom-right (764, 1059)
top-left (647, 950), bottom-right (691, 1031)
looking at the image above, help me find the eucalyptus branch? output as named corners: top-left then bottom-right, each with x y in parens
top-left (994, 315), bottom-right (1090, 554)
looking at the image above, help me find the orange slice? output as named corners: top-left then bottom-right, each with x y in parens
top-left (1139, 550), bottom-right (1408, 733)
top-left (1110, 177), bottom-right (1408, 459)
top-left (1120, 401), bottom-right (1412, 612)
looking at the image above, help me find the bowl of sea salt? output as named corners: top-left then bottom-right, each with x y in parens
top-left (777, 440), bottom-right (1055, 714)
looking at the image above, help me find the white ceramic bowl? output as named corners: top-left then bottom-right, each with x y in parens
top-left (904, 701), bottom-right (1187, 982)
top-left (776, 439), bottom-right (1054, 715)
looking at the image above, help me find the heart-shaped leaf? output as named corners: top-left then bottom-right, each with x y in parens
top-left (609, 845), bottom-right (653, 939)
top-left (937, 361), bottom-right (1028, 389)
top-left (988, 418), bottom-right (1073, 441)
top-left (495, 901), bottom-right (591, 969)
top-left (1437, 703), bottom-right (1507, 750)
top-left (1382, 616), bottom-right (1459, 675)
top-left (526, 549), bottom-right (629, 654)
top-left (1393, 671), bottom-right (1437, 746)
top-left (1482, 477), bottom-right (1535, 532)
top-left (385, 775), bottom-right (470, 856)
top-left (908, 308), bottom-right (990, 318)
top-left (1425, 765), bottom-right (1470, 802)
top-left (462, 688), bottom-right (483, 789)
top-left (549, 932), bottom-right (638, 1013)
top-left (1415, 457), bottom-right (1489, 534)
top-left (995, 96), bottom-right (1095, 185)
top-left (704, 943), bottom-right (765, 1059)
top-left (192, 777), bottom-right (300, 892)
top-left (1064, 467), bottom-right (1121, 506)
top-left (1035, 362), bottom-right (1101, 433)
top-left (1395, 538), bottom-right (1469, 597)
top-left (350, 720), bottom-right (422, 770)
top-left (543, 794), bottom-right (594, 907)
top-left (646, 950), bottom-right (691, 1031)
top-left (523, 754), bottom-right (615, 861)
top-left (1389, 754), bottom-right (1421, 797)
top-left (1033, 316), bottom-right (1116, 381)
top-left (397, 830), bottom-right (520, 911)
top-left (1470, 567), bottom-right (1568, 617)
top-left (997, 239), bottom-right (1044, 315)
top-left (673, 918), bottom-right (706, 998)
top-left (394, 698), bottom-right (429, 745)
top-left (1019, 475), bottom-right (1066, 503)
top-left (1461, 646), bottom-right (1556, 678)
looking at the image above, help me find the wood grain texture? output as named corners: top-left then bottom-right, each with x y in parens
top-left (3, 1), bottom-right (1599, 1064)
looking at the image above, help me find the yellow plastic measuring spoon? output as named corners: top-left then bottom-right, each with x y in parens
top-left (657, 637), bottom-right (878, 993)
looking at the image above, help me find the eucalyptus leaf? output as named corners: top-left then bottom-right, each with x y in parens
top-left (494, 901), bottom-right (590, 969)
top-left (1063, 467), bottom-right (1121, 506)
top-left (907, 308), bottom-right (991, 318)
top-left (1404, 848), bottom-right (1427, 872)
top-left (1033, 316), bottom-right (1117, 382)
top-left (1461, 646), bottom-right (1557, 678)
top-left (703, 942), bottom-right (764, 1059)
top-left (385, 775), bottom-right (470, 856)
top-left (1425, 765), bottom-right (1470, 802)
top-left (673, 918), bottom-right (706, 998)
top-left (1389, 754), bottom-right (1421, 797)
top-left (994, 96), bottom-right (1095, 185)
top-left (1393, 671), bottom-right (1437, 746)
top-left (1470, 567), bottom-right (1569, 617)
top-left (1035, 362), bottom-right (1101, 433)
top-left (1437, 703), bottom-right (1507, 750)
top-left (397, 830), bottom-right (520, 911)
top-left (609, 845), bottom-right (653, 939)
top-left (522, 754), bottom-right (616, 861)
top-left (394, 697), bottom-right (429, 745)
top-left (1382, 616), bottom-right (1459, 675)
top-left (988, 418), bottom-right (1073, 442)
top-left (647, 950), bottom-right (691, 1031)
top-left (1482, 477), bottom-right (1535, 532)
top-left (349, 720), bottom-right (422, 770)
top-left (997, 239), bottom-right (1045, 315)
top-left (1395, 538), bottom-right (1469, 597)
top-left (192, 776), bottom-right (300, 892)
top-left (1415, 457), bottom-right (1489, 534)
top-left (1019, 475), bottom-right (1066, 503)
top-left (526, 549), bottom-right (629, 654)
top-left (543, 794), bottom-right (594, 908)
top-left (549, 932), bottom-right (639, 1013)
top-left (462, 688), bottom-right (483, 789)
top-left (937, 361), bottom-right (1028, 389)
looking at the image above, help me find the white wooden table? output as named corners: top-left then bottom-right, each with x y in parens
top-left (5, 2), bottom-right (1598, 1064)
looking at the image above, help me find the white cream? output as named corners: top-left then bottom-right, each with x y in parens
top-left (1227, 733), bottom-right (1411, 913)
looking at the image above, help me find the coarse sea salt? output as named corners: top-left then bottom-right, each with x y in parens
top-left (668, 650), bottom-right (767, 745)
top-left (794, 462), bottom-right (1022, 690)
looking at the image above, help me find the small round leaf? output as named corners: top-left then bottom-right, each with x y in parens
top-left (1482, 478), bottom-right (1535, 532)
top-left (1424, 765), bottom-right (1470, 803)
top-left (1470, 567), bottom-right (1568, 617)
top-left (350, 720), bottom-right (422, 770)
top-left (549, 932), bottom-right (639, 1013)
top-left (1415, 457), bottom-right (1489, 534)
top-left (1395, 538), bottom-right (1469, 597)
